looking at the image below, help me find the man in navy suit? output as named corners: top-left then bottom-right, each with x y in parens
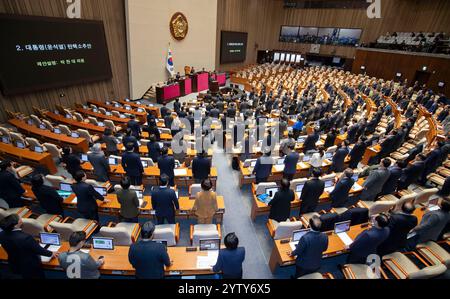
top-left (347, 214), bottom-right (390, 264)
top-left (151, 175), bottom-right (179, 224)
top-left (378, 202), bottom-right (418, 256)
top-left (0, 214), bottom-right (56, 279)
top-left (253, 150), bottom-right (274, 184)
top-left (289, 217), bottom-right (328, 278)
top-left (380, 160), bottom-right (404, 195)
top-left (348, 136), bottom-right (368, 169)
top-left (123, 129), bottom-right (139, 151)
top-left (283, 144), bottom-right (300, 181)
top-left (192, 151), bottom-right (212, 183)
top-left (330, 141), bottom-right (350, 173)
top-left (330, 169), bottom-right (355, 208)
top-left (303, 127), bottom-right (319, 153)
top-left (213, 233), bottom-right (246, 279)
top-left (0, 160), bottom-right (25, 208)
top-left (31, 174), bottom-right (64, 216)
top-left (127, 114), bottom-right (141, 139)
top-left (122, 143), bottom-right (144, 185)
top-left (157, 147), bottom-right (175, 187)
top-left (299, 168), bottom-right (325, 215)
top-left (398, 154), bottom-right (426, 190)
top-left (128, 221), bottom-right (171, 279)
top-left (71, 171), bottom-right (107, 221)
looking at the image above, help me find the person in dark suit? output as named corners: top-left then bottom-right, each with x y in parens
top-left (227, 103), bottom-right (237, 119)
top-left (0, 215), bottom-right (56, 279)
top-left (289, 217), bottom-right (328, 278)
top-left (151, 175), bottom-right (179, 224)
top-left (31, 174), bottom-right (64, 216)
top-left (128, 221), bottom-right (171, 279)
top-left (144, 119), bottom-right (161, 142)
top-left (437, 176), bottom-right (450, 197)
top-left (360, 159), bottom-right (391, 201)
top-left (299, 168), bottom-right (325, 215)
top-left (71, 171), bottom-right (107, 221)
top-left (127, 115), bottom-right (141, 139)
top-left (122, 129), bottom-right (139, 151)
top-left (348, 136), bottom-right (368, 169)
top-left (268, 179), bottom-right (295, 222)
top-left (173, 98), bottom-right (181, 114)
top-left (377, 132), bottom-right (396, 160)
top-left (87, 143), bottom-right (110, 182)
top-left (303, 128), bottom-right (319, 153)
top-left (122, 143), bottom-right (144, 186)
top-left (160, 103), bottom-right (171, 119)
top-left (147, 134), bottom-right (162, 163)
top-left (330, 169), bottom-right (355, 208)
top-left (380, 160), bottom-right (404, 195)
top-left (346, 119), bottom-right (360, 143)
top-left (117, 177), bottom-right (140, 223)
top-left (324, 128), bottom-right (338, 148)
top-left (253, 150), bottom-right (274, 184)
top-left (0, 160), bottom-right (25, 208)
top-left (398, 154), bottom-right (426, 190)
top-left (192, 151), bottom-right (212, 183)
top-left (411, 198), bottom-right (450, 244)
top-left (283, 144), bottom-right (300, 181)
top-left (378, 202), bottom-right (418, 256)
top-left (157, 147), bottom-right (175, 187)
top-left (347, 214), bottom-right (390, 264)
top-left (330, 141), bottom-right (350, 173)
top-left (61, 146), bottom-right (82, 179)
top-left (420, 143), bottom-right (444, 184)
top-left (213, 233), bottom-right (246, 279)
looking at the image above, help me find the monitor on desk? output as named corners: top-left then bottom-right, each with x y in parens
top-left (16, 141), bottom-right (25, 149)
top-left (277, 158), bottom-right (285, 165)
top-left (92, 237), bottom-right (114, 250)
top-left (137, 108), bottom-right (144, 113)
top-left (199, 238), bottom-right (221, 251)
top-left (1, 136), bottom-right (10, 144)
top-left (141, 160), bottom-right (148, 168)
top-left (92, 108), bottom-right (99, 113)
top-left (71, 132), bottom-right (80, 138)
top-left (27, 119), bottom-right (34, 125)
top-left (298, 137), bottom-right (306, 143)
top-left (292, 228), bottom-right (310, 242)
top-left (303, 155), bottom-right (311, 162)
top-left (250, 160), bottom-right (257, 168)
top-left (325, 152), bottom-right (333, 159)
top-left (54, 128), bottom-right (61, 134)
top-left (40, 233), bottom-right (61, 246)
top-left (60, 183), bottom-right (73, 192)
top-left (324, 180), bottom-right (334, 188)
top-left (334, 220), bottom-right (351, 234)
top-left (120, 115), bottom-right (126, 119)
top-left (39, 124), bottom-right (46, 130)
top-left (265, 187), bottom-right (279, 199)
top-left (154, 240), bottom-right (168, 250)
top-left (352, 174), bottom-right (359, 182)
top-left (94, 187), bottom-right (107, 196)
top-left (135, 190), bottom-right (143, 199)
top-left (108, 157), bottom-right (118, 165)
top-left (34, 146), bottom-right (44, 153)
top-left (296, 184), bottom-right (304, 193)
top-left (98, 122), bottom-right (105, 127)
top-left (81, 154), bottom-right (89, 162)
top-left (106, 112), bottom-right (112, 116)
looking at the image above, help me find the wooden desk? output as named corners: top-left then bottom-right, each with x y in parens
top-left (45, 112), bottom-right (105, 135)
top-left (362, 144), bottom-right (381, 165)
top-left (75, 108), bottom-right (131, 125)
top-left (9, 119), bottom-right (89, 153)
top-left (250, 178), bottom-right (365, 221)
top-left (0, 142), bottom-right (57, 174)
top-left (0, 242), bottom-right (221, 277)
top-left (117, 100), bottom-right (160, 118)
top-left (87, 100), bottom-right (147, 123)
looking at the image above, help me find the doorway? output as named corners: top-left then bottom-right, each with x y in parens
top-left (413, 70), bottom-right (432, 87)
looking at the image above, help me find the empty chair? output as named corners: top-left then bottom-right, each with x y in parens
top-left (255, 182), bottom-right (278, 195)
top-left (152, 223), bottom-right (180, 246)
top-left (42, 120), bottom-right (55, 131)
top-left (22, 214), bottom-right (63, 237)
top-left (358, 200), bottom-right (396, 217)
top-left (159, 128), bottom-right (171, 135)
top-left (342, 264), bottom-right (381, 279)
top-left (0, 206), bottom-right (32, 221)
top-left (325, 145), bottom-right (338, 156)
top-left (382, 251), bottom-right (447, 279)
top-left (99, 107), bottom-right (108, 115)
top-left (0, 127), bottom-right (11, 138)
top-left (15, 165), bottom-right (34, 178)
top-left (74, 112), bottom-right (85, 122)
top-left (103, 120), bottom-right (119, 133)
top-left (45, 175), bottom-right (72, 189)
top-left (43, 143), bottom-right (63, 160)
top-left (30, 114), bottom-right (43, 127)
top-left (10, 132), bottom-right (26, 145)
top-left (111, 111), bottom-right (121, 118)
top-left (189, 184), bottom-right (202, 198)
top-left (321, 173), bottom-right (336, 181)
top-left (25, 137), bottom-right (45, 150)
top-left (267, 219), bottom-right (303, 240)
top-left (413, 188), bottom-right (439, 207)
top-left (49, 218), bottom-right (98, 241)
top-left (416, 241), bottom-right (450, 269)
top-left (298, 272), bottom-right (334, 279)
top-left (87, 117), bottom-right (99, 126)
top-left (77, 129), bottom-right (100, 143)
top-left (57, 124), bottom-right (72, 135)
top-left (190, 224), bottom-right (221, 246)
top-left (99, 222), bottom-right (141, 246)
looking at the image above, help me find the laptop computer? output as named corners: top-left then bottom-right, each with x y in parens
top-left (34, 146), bottom-right (44, 153)
top-left (40, 233), bottom-right (61, 248)
top-left (325, 152), bottom-right (333, 159)
top-left (94, 187), bottom-right (107, 197)
top-left (334, 220), bottom-right (351, 234)
top-left (71, 132), bottom-right (80, 138)
top-left (60, 183), bottom-right (73, 192)
top-left (277, 158), bottom-right (285, 165)
top-left (108, 157), bottom-right (118, 165)
top-left (92, 237), bottom-right (114, 250)
top-left (199, 239), bottom-right (221, 251)
top-left (303, 155), bottom-right (311, 162)
top-left (324, 180), bottom-right (334, 188)
top-left (39, 124), bottom-right (46, 130)
top-left (141, 160), bottom-right (149, 168)
top-left (16, 141), bottom-right (25, 149)
top-left (53, 128), bottom-right (61, 134)
top-left (81, 154), bottom-right (89, 163)
top-left (98, 122), bottom-right (105, 127)
top-left (1, 136), bottom-right (10, 144)
top-left (265, 187), bottom-right (279, 200)
top-left (289, 228), bottom-right (311, 251)
top-left (295, 184), bottom-right (304, 193)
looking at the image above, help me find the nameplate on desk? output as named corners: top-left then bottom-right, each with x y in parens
top-left (179, 211), bottom-right (188, 215)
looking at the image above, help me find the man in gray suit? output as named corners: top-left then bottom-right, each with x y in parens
top-left (360, 159), bottom-right (391, 201)
top-left (412, 198), bottom-right (450, 244)
top-left (88, 143), bottom-right (110, 182)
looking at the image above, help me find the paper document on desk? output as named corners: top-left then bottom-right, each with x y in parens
top-left (196, 255), bottom-right (218, 269)
top-left (289, 242), bottom-right (298, 251)
top-left (273, 165), bottom-right (284, 172)
top-left (337, 232), bottom-right (353, 246)
top-left (174, 169), bottom-right (188, 176)
top-left (40, 245), bottom-right (60, 262)
top-left (299, 162), bottom-right (309, 169)
top-left (72, 197), bottom-right (78, 204)
top-left (324, 186), bottom-right (334, 193)
top-left (352, 183), bottom-right (363, 192)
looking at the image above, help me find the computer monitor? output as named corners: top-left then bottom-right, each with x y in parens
top-left (352, 174), bottom-right (359, 181)
top-left (250, 160), bottom-right (257, 167)
top-left (106, 112), bottom-right (112, 116)
top-left (108, 157), bottom-right (118, 165)
top-left (16, 141), bottom-right (25, 149)
top-left (137, 108), bottom-right (144, 113)
top-left (39, 233), bottom-right (61, 246)
top-left (334, 220), bottom-right (351, 234)
top-left (303, 155), bottom-right (311, 162)
top-left (92, 237), bottom-right (114, 250)
top-left (298, 137), bottom-right (306, 143)
top-left (54, 128), bottom-right (61, 134)
top-left (141, 160), bottom-right (148, 168)
top-left (98, 122), bottom-right (105, 127)
top-left (324, 180), bottom-right (334, 188)
top-left (265, 187), bottom-right (279, 199)
top-left (39, 124), bottom-right (46, 130)
top-left (60, 183), bottom-right (72, 192)
top-left (277, 158), bottom-right (285, 165)
top-left (81, 154), bottom-right (89, 162)
top-left (65, 114), bottom-right (72, 119)
top-left (155, 240), bottom-right (168, 249)
top-left (120, 115), bottom-right (126, 119)
top-left (1, 136), bottom-right (10, 144)
top-left (295, 184), bottom-right (304, 193)
top-left (71, 132), bottom-right (80, 138)
top-left (325, 152), bottom-right (333, 159)
top-left (92, 108), bottom-right (99, 113)
top-left (125, 106), bottom-right (131, 111)
top-left (135, 190), bottom-right (143, 199)
top-left (27, 119), bottom-right (34, 125)
top-left (199, 239), bottom-right (221, 251)
top-left (292, 228), bottom-right (311, 242)
top-left (34, 146), bottom-right (44, 153)
top-left (94, 187), bottom-right (107, 196)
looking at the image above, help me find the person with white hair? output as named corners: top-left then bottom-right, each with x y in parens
top-left (87, 143), bottom-right (110, 182)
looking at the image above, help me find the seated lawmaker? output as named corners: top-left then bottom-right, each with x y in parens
top-left (289, 217), bottom-right (328, 278)
top-left (0, 160), bottom-right (25, 208)
top-left (268, 178), bottom-right (295, 222)
top-left (128, 222), bottom-right (171, 279)
top-left (213, 233), bottom-right (246, 279)
top-left (31, 174), bottom-right (64, 216)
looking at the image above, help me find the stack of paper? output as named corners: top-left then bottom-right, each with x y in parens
top-left (337, 232), bottom-right (354, 246)
top-left (196, 251), bottom-right (219, 269)
top-left (352, 183), bottom-right (363, 192)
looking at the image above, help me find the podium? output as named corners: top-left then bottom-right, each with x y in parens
top-left (156, 83), bottom-right (181, 104)
top-left (177, 77), bottom-right (192, 96)
top-left (191, 72), bottom-right (209, 92)
top-left (209, 80), bottom-right (219, 94)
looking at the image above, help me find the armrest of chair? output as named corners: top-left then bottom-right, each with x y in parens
top-left (357, 201), bottom-right (369, 209)
top-left (106, 222), bottom-right (116, 228)
top-left (342, 265), bottom-right (357, 279)
top-left (44, 215), bottom-right (63, 232)
top-left (300, 216), bottom-right (309, 228)
top-left (17, 207), bottom-right (32, 219)
top-left (383, 257), bottom-right (409, 279)
top-left (82, 220), bottom-right (99, 240)
top-left (217, 224), bottom-right (222, 239)
top-left (131, 223), bottom-right (142, 243)
top-left (266, 220), bottom-right (276, 238)
top-left (190, 224), bottom-right (194, 244)
top-left (62, 217), bottom-right (74, 224)
top-left (404, 251), bottom-right (432, 267)
top-left (323, 272), bottom-right (334, 279)
top-left (416, 245), bottom-right (446, 266)
top-left (175, 223), bottom-right (180, 243)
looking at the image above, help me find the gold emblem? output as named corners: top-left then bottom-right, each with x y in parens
top-left (170, 12), bottom-right (188, 41)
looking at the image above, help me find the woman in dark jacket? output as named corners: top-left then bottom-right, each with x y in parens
top-left (268, 178), bottom-right (295, 222)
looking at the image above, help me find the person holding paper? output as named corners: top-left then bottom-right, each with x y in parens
top-left (212, 233), bottom-right (245, 279)
top-left (347, 214), bottom-right (390, 264)
top-left (289, 217), bottom-right (328, 278)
